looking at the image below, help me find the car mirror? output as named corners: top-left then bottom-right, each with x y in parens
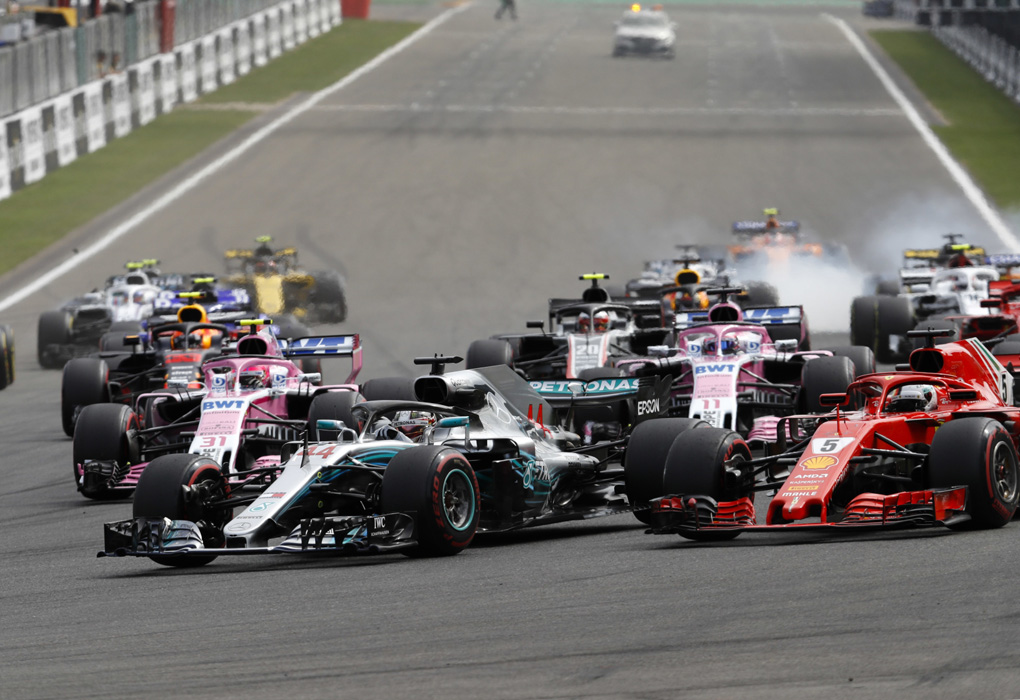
top-left (774, 339), bottom-right (798, 352)
top-left (818, 393), bottom-right (850, 407)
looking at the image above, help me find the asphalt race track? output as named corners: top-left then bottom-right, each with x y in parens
top-left (1, 3), bottom-right (1018, 698)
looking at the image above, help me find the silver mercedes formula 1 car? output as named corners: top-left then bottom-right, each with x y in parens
top-left (100, 359), bottom-right (679, 567)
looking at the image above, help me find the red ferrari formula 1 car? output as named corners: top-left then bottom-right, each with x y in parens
top-left (640, 329), bottom-right (1019, 541)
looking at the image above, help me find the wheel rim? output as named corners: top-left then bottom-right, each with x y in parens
top-left (442, 468), bottom-right (475, 532)
top-left (991, 441), bottom-right (1019, 504)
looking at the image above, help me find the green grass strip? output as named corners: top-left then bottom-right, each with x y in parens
top-left (0, 110), bottom-right (252, 275)
top-left (0, 20), bottom-right (419, 278)
top-left (871, 30), bottom-right (1020, 208)
top-left (203, 19), bottom-right (419, 104)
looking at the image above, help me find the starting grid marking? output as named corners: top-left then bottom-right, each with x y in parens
top-left (315, 103), bottom-right (902, 117)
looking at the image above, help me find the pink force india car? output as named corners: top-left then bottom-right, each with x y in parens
top-left (617, 289), bottom-right (875, 442)
top-left (643, 330), bottom-right (1020, 541)
top-left (72, 322), bottom-right (363, 500)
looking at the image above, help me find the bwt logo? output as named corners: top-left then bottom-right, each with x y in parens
top-left (637, 398), bottom-right (660, 416)
top-left (202, 400), bottom-right (245, 411)
top-left (695, 364), bottom-right (736, 375)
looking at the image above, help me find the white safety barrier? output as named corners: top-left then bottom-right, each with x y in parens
top-left (932, 23), bottom-right (1020, 106)
top-left (52, 94), bottom-right (77, 167)
top-left (0, 123), bottom-right (10, 200)
top-left (0, 0), bottom-right (340, 202)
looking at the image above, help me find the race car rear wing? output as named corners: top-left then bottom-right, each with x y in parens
top-left (742, 306), bottom-right (804, 325)
top-left (283, 334), bottom-right (362, 383)
top-left (673, 305), bottom-right (804, 330)
top-left (903, 246), bottom-right (986, 260)
top-left (986, 253), bottom-right (1020, 273)
top-left (732, 221), bottom-right (800, 235)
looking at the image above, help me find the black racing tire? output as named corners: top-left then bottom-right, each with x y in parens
top-left (108, 321), bottom-right (143, 333)
top-left (97, 331), bottom-right (128, 352)
top-left (850, 296), bottom-right (878, 355)
top-left (380, 445), bottom-right (479, 556)
top-left (72, 403), bottom-right (138, 500)
top-left (133, 454), bottom-right (231, 567)
top-left (0, 324), bottom-right (13, 390)
top-left (875, 296), bottom-right (914, 364)
top-left (361, 376), bottom-right (417, 401)
top-left (311, 271), bottom-right (347, 323)
top-left (37, 310), bottom-right (73, 369)
top-left (573, 366), bottom-right (629, 431)
top-left (800, 356), bottom-right (855, 414)
top-left (662, 427), bottom-right (752, 541)
top-left (928, 418), bottom-right (1020, 529)
top-left (624, 417), bottom-right (709, 523)
top-left (61, 357), bottom-right (110, 437)
top-left (825, 345), bottom-right (876, 379)
top-left (742, 281), bottom-right (780, 308)
top-left (307, 391), bottom-right (362, 440)
top-left (909, 318), bottom-right (958, 351)
top-left (465, 339), bottom-right (514, 370)
top-left (876, 279), bottom-right (900, 296)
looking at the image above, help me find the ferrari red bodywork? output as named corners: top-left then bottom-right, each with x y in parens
top-left (648, 337), bottom-right (1020, 539)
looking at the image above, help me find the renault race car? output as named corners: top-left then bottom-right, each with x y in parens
top-left (617, 291), bottom-right (873, 440)
top-left (99, 360), bottom-right (694, 567)
top-left (72, 323), bottom-right (362, 500)
top-left (612, 4), bottom-right (676, 58)
top-left (37, 262), bottom-right (165, 368)
top-left (224, 236), bottom-right (346, 324)
top-left (644, 330), bottom-right (1020, 541)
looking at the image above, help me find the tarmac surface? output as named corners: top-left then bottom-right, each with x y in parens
top-left (1, 2), bottom-right (1017, 698)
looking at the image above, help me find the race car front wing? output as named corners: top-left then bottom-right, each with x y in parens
top-left (100, 512), bottom-right (419, 559)
top-left (648, 487), bottom-right (970, 534)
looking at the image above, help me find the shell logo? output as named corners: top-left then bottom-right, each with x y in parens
top-left (801, 455), bottom-right (837, 470)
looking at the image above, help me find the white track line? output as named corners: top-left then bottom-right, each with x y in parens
top-left (824, 14), bottom-right (1020, 252)
top-left (0, 3), bottom-right (470, 313)
top-left (317, 103), bottom-right (902, 117)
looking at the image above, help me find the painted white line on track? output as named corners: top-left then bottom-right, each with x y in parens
top-left (316, 103), bottom-right (902, 117)
top-left (823, 14), bottom-right (1020, 252)
top-left (0, 3), bottom-right (471, 313)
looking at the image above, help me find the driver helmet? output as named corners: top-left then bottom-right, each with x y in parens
top-left (238, 366), bottom-right (271, 390)
top-left (718, 336), bottom-right (742, 356)
top-left (390, 410), bottom-right (435, 441)
top-left (733, 331), bottom-right (762, 355)
top-left (577, 312), bottom-right (591, 333)
top-left (177, 304), bottom-right (208, 324)
top-left (701, 337), bottom-right (719, 355)
top-left (886, 384), bottom-right (937, 413)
